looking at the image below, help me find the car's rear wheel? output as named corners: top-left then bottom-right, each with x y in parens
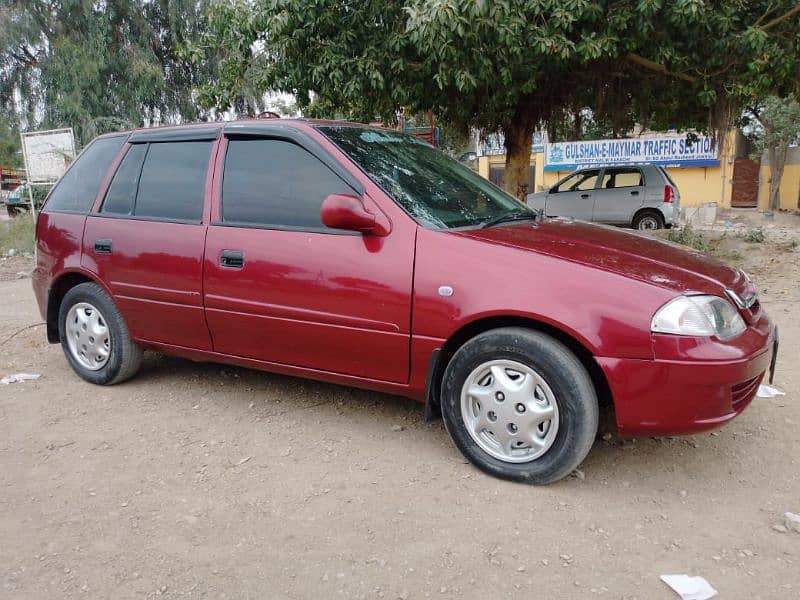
top-left (440, 327), bottom-right (598, 484)
top-left (58, 282), bottom-right (143, 385)
top-left (633, 210), bottom-right (664, 230)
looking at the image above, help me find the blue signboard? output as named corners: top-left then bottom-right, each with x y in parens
top-left (544, 135), bottom-right (720, 171)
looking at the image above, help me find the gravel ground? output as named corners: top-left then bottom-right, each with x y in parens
top-left (1, 224), bottom-right (798, 599)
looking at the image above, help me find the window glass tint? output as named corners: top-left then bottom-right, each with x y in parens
top-left (317, 126), bottom-right (526, 229)
top-left (101, 144), bottom-right (147, 215)
top-left (222, 138), bottom-right (352, 228)
top-left (607, 168), bottom-right (643, 188)
top-left (555, 170), bottom-right (600, 192)
top-left (135, 141), bottom-right (210, 221)
top-left (45, 136), bottom-right (126, 212)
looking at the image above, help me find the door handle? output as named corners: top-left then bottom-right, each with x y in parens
top-left (630, 190), bottom-right (640, 196)
top-left (580, 193), bottom-right (590, 199)
top-left (94, 239), bottom-right (112, 254)
top-left (220, 250), bottom-right (245, 268)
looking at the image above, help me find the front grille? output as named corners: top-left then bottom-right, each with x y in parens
top-left (731, 373), bottom-right (764, 411)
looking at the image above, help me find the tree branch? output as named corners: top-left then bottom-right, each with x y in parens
top-left (760, 4), bottom-right (800, 30)
top-left (625, 53), bottom-right (697, 83)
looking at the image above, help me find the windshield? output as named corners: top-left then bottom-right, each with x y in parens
top-left (317, 125), bottom-right (528, 229)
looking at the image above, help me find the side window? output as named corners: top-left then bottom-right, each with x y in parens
top-left (221, 138), bottom-right (353, 229)
top-left (44, 136), bottom-right (126, 213)
top-left (135, 141), bottom-right (211, 221)
top-left (554, 169), bottom-right (600, 193)
top-left (606, 168), bottom-right (643, 188)
top-left (101, 144), bottom-right (147, 215)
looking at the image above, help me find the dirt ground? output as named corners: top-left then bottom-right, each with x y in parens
top-left (1, 213), bottom-right (799, 599)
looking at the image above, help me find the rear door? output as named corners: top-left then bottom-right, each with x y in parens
top-left (202, 129), bottom-right (415, 382)
top-left (544, 169), bottom-right (599, 221)
top-left (592, 167), bottom-right (645, 224)
top-left (82, 129), bottom-right (219, 350)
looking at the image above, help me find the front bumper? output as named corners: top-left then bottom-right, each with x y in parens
top-left (597, 324), bottom-right (776, 437)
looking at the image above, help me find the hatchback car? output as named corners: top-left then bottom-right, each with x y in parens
top-left (32, 121), bottom-right (776, 484)
top-left (527, 164), bottom-right (679, 229)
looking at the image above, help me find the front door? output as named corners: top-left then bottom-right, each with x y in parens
top-left (82, 138), bottom-right (216, 350)
top-left (545, 169), bottom-right (600, 221)
top-left (203, 134), bottom-right (415, 383)
top-left (592, 167), bottom-right (645, 224)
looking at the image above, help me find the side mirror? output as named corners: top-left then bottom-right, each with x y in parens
top-left (320, 194), bottom-right (390, 236)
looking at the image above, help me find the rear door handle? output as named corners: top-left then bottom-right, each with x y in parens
top-left (580, 193), bottom-right (590, 199)
top-left (94, 239), bottom-right (112, 254)
top-left (220, 250), bottom-right (245, 268)
top-left (630, 190), bottom-right (640, 196)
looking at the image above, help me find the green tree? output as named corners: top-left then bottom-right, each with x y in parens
top-left (747, 96), bottom-right (800, 211)
top-left (0, 119), bottom-right (21, 166)
top-left (1, 1), bottom-right (217, 144)
top-left (194, 0), bottom-right (800, 198)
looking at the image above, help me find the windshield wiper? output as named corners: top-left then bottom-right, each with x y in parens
top-left (480, 210), bottom-right (537, 229)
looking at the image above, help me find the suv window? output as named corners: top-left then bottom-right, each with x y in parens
top-left (602, 168), bottom-right (643, 189)
top-left (45, 136), bottom-right (126, 213)
top-left (101, 144), bottom-right (147, 215)
top-left (221, 138), bottom-right (352, 229)
top-left (553, 169), bottom-right (600, 193)
top-left (135, 141), bottom-right (210, 221)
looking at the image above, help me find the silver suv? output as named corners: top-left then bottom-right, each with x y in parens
top-left (527, 164), bottom-right (680, 229)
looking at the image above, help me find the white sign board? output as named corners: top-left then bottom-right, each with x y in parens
top-left (21, 128), bottom-right (76, 183)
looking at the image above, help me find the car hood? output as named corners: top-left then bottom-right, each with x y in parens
top-left (455, 217), bottom-right (747, 296)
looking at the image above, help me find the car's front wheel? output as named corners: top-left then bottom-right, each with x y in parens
top-left (58, 282), bottom-right (143, 385)
top-left (440, 328), bottom-right (598, 484)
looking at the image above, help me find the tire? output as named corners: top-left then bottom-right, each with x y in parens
top-left (6, 205), bottom-right (25, 218)
top-left (441, 327), bottom-right (598, 484)
top-left (633, 210), bottom-right (664, 230)
top-left (58, 282), bottom-right (143, 385)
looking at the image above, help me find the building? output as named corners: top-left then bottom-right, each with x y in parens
top-left (476, 130), bottom-right (799, 212)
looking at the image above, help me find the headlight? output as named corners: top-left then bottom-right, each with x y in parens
top-left (651, 295), bottom-right (746, 340)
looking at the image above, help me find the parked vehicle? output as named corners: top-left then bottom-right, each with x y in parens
top-left (32, 121), bottom-right (776, 484)
top-left (4, 183), bottom-right (30, 217)
top-left (526, 164), bottom-right (680, 229)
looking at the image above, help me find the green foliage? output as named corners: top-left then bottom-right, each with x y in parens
top-left (0, 119), bottom-right (21, 166)
top-left (0, 213), bottom-right (35, 256)
top-left (191, 0), bottom-right (800, 195)
top-left (1, 1), bottom-right (217, 144)
top-left (667, 224), bottom-right (710, 252)
top-left (744, 227), bottom-right (766, 243)
top-left (747, 96), bottom-right (800, 158)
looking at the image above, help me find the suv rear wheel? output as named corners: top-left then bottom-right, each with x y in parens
top-left (58, 282), bottom-right (143, 385)
top-left (440, 327), bottom-right (598, 484)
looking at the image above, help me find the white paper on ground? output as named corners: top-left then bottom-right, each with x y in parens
top-left (0, 372), bottom-right (41, 385)
top-left (660, 575), bottom-right (718, 600)
top-left (757, 383), bottom-right (786, 398)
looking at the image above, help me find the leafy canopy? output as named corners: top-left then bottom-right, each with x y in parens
top-left (195, 0), bottom-right (800, 137)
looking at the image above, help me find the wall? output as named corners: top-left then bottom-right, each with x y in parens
top-left (758, 146), bottom-right (800, 211)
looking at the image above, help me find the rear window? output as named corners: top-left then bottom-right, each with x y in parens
top-left (99, 141), bottom-right (211, 222)
top-left (44, 136), bottom-right (126, 213)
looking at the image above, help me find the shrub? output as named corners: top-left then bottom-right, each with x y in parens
top-left (666, 224), bottom-right (709, 252)
top-left (0, 213), bottom-right (36, 255)
top-left (744, 227), bottom-right (765, 243)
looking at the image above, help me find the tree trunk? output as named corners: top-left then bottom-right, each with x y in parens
top-left (766, 142), bottom-right (788, 211)
top-left (502, 121), bottom-right (535, 202)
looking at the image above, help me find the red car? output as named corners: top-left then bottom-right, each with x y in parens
top-left (32, 121), bottom-right (778, 484)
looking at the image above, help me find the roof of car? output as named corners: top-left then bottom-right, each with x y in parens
top-left (94, 118), bottom-right (392, 141)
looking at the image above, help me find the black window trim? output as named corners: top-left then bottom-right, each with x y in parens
top-left (599, 166), bottom-right (645, 190)
top-left (94, 139), bottom-right (210, 224)
top-left (42, 133), bottom-right (129, 215)
top-left (215, 128), bottom-right (364, 234)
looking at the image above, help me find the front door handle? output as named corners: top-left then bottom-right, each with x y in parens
top-left (580, 193), bottom-right (590, 199)
top-left (94, 239), bottom-right (112, 254)
top-left (220, 250), bottom-right (245, 269)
